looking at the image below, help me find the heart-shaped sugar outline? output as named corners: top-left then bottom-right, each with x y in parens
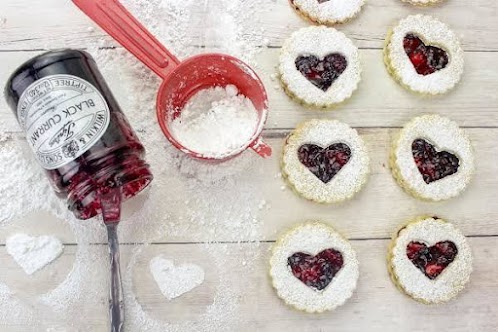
top-left (149, 256), bottom-right (205, 300)
top-left (406, 241), bottom-right (458, 279)
top-left (403, 34), bottom-right (449, 76)
top-left (412, 138), bottom-right (460, 184)
top-left (6, 233), bottom-right (64, 275)
top-left (295, 53), bottom-right (348, 91)
top-left (298, 143), bottom-right (352, 184)
top-left (288, 248), bottom-right (344, 291)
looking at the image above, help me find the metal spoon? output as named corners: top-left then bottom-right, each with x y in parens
top-left (100, 187), bottom-right (124, 332)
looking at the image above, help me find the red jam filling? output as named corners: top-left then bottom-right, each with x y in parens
top-left (297, 143), bottom-right (351, 184)
top-left (406, 241), bottom-right (458, 280)
top-left (403, 34), bottom-right (449, 76)
top-left (295, 53), bottom-right (347, 91)
top-left (412, 138), bottom-right (459, 184)
top-left (288, 248), bottom-right (344, 291)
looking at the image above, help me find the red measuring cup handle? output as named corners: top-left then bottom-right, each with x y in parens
top-left (73, 0), bottom-right (180, 79)
top-left (250, 137), bottom-right (272, 158)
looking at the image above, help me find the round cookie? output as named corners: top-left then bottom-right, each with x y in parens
top-left (270, 222), bottom-right (359, 313)
top-left (289, 0), bottom-right (365, 25)
top-left (388, 216), bottom-right (473, 304)
top-left (384, 15), bottom-right (464, 95)
top-left (279, 26), bottom-right (361, 109)
top-left (390, 114), bottom-right (474, 201)
top-left (282, 119), bottom-right (370, 203)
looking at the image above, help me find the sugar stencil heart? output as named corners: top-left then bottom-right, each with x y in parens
top-left (149, 256), bottom-right (205, 300)
top-left (6, 233), bottom-right (64, 275)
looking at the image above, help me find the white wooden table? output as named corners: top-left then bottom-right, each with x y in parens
top-left (0, 0), bottom-right (497, 331)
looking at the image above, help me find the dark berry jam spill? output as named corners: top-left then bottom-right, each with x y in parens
top-left (295, 53), bottom-right (347, 91)
top-left (297, 143), bottom-right (351, 184)
top-left (412, 138), bottom-right (459, 184)
top-left (288, 248), bottom-right (344, 291)
top-left (403, 34), bottom-right (449, 76)
top-left (406, 241), bottom-right (458, 280)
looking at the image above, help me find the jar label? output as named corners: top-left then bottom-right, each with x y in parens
top-left (17, 75), bottom-right (111, 169)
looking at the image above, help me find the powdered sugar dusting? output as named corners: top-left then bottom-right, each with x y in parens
top-left (282, 119), bottom-right (370, 203)
top-left (390, 217), bottom-right (472, 303)
top-left (392, 114), bottom-right (474, 201)
top-left (386, 15), bottom-right (464, 95)
top-left (0, 141), bottom-right (68, 225)
top-left (169, 85), bottom-right (260, 158)
top-left (291, 0), bottom-right (364, 24)
top-left (279, 26), bottom-right (361, 107)
top-left (401, 0), bottom-right (444, 5)
top-left (6, 234), bottom-right (64, 275)
top-left (270, 222), bottom-right (359, 313)
top-left (150, 256), bottom-right (205, 300)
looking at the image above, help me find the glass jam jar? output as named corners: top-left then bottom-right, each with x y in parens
top-left (4, 49), bottom-right (153, 220)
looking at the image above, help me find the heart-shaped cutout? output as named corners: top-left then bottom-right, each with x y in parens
top-left (288, 248), bottom-right (344, 291)
top-left (6, 233), bottom-right (64, 275)
top-left (412, 138), bottom-right (460, 184)
top-left (298, 143), bottom-right (352, 183)
top-left (149, 256), bottom-right (205, 300)
top-left (295, 53), bottom-right (348, 91)
top-left (406, 241), bottom-right (458, 279)
top-left (403, 34), bottom-right (449, 76)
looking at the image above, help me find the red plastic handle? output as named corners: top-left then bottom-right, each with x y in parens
top-left (73, 0), bottom-right (180, 79)
top-left (250, 137), bottom-right (272, 158)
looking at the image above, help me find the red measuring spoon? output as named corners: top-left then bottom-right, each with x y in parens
top-left (73, 0), bottom-right (272, 160)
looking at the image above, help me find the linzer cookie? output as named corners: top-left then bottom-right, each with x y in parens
top-left (388, 216), bottom-right (473, 304)
top-left (279, 26), bottom-right (361, 109)
top-left (384, 15), bottom-right (464, 95)
top-left (269, 222), bottom-right (359, 313)
top-left (282, 119), bottom-right (370, 203)
top-left (390, 115), bottom-right (474, 201)
top-left (289, 0), bottom-right (365, 25)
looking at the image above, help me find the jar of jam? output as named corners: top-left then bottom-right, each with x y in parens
top-left (4, 49), bottom-right (153, 219)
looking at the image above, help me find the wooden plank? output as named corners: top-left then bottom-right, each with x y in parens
top-left (0, 0), bottom-right (497, 51)
top-left (1, 49), bottom-right (498, 130)
top-left (0, 239), bottom-right (496, 331)
top-left (1, 128), bottom-right (497, 244)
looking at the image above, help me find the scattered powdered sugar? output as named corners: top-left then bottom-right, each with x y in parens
top-left (291, 0), bottom-right (364, 24)
top-left (401, 0), bottom-right (443, 5)
top-left (386, 15), bottom-right (464, 95)
top-left (169, 85), bottom-right (259, 158)
top-left (6, 234), bottom-right (64, 275)
top-left (393, 114), bottom-right (474, 201)
top-left (282, 119), bottom-right (370, 203)
top-left (269, 222), bottom-right (359, 313)
top-left (279, 26), bottom-right (361, 107)
top-left (149, 256), bottom-right (205, 300)
top-left (0, 141), bottom-right (69, 225)
top-left (391, 217), bottom-right (473, 303)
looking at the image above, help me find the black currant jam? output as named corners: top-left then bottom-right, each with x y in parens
top-left (5, 49), bottom-right (153, 220)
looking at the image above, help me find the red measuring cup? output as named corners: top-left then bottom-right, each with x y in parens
top-left (73, 0), bottom-right (271, 160)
